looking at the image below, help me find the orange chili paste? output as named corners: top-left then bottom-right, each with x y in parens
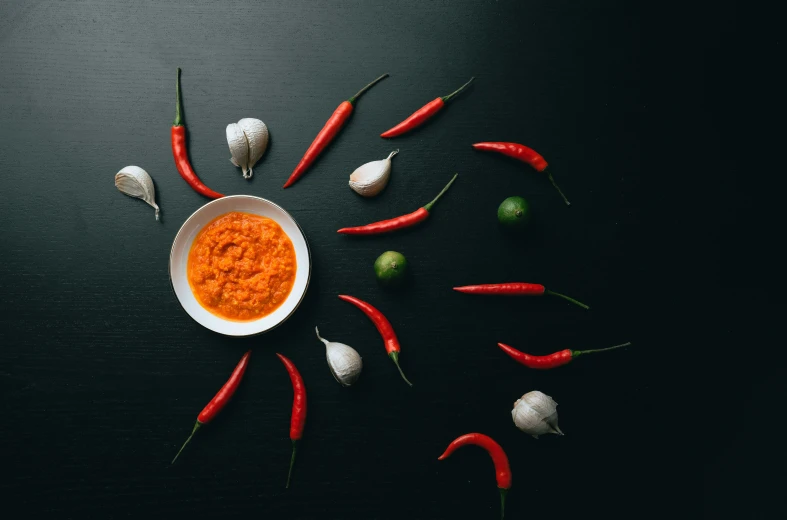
top-left (187, 212), bottom-right (297, 321)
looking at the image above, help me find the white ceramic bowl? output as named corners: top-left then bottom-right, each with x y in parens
top-left (169, 195), bottom-right (311, 337)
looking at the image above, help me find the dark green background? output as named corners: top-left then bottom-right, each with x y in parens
top-left (0, 0), bottom-right (750, 518)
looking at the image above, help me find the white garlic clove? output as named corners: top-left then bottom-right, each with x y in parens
top-left (226, 123), bottom-right (250, 178)
top-left (115, 165), bottom-right (160, 220)
top-left (237, 118), bottom-right (269, 178)
top-left (512, 390), bottom-right (563, 439)
top-left (316, 327), bottom-right (363, 387)
top-left (349, 150), bottom-right (398, 197)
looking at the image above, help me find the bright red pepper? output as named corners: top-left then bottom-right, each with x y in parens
top-left (498, 341), bottom-right (631, 369)
top-left (171, 350), bottom-right (251, 464)
top-left (438, 433), bottom-right (512, 519)
top-left (171, 68), bottom-right (224, 199)
top-left (453, 283), bottom-right (589, 310)
top-left (337, 174), bottom-right (458, 235)
top-left (276, 353), bottom-right (307, 488)
top-left (283, 73), bottom-right (389, 188)
top-left (338, 294), bottom-right (412, 386)
top-left (472, 142), bottom-right (570, 206)
top-left (380, 77), bottom-right (475, 138)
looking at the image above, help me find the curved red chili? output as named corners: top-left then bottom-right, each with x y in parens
top-left (473, 142), bottom-right (548, 171)
top-left (438, 433), bottom-right (511, 519)
top-left (338, 294), bottom-right (412, 387)
top-left (337, 174), bottom-right (458, 235)
top-left (381, 77), bottom-right (474, 138)
top-left (276, 353), bottom-right (307, 488)
top-left (171, 350), bottom-right (251, 464)
top-left (498, 341), bottom-right (631, 369)
top-left (171, 68), bottom-right (224, 199)
top-left (453, 283), bottom-right (589, 310)
top-left (283, 73), bottom-right (389, 188)
top-left (472, 142), bottom-right (570, 206)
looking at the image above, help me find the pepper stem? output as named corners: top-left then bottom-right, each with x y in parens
top-left (424, 174), bottom-right (459, 212)
top-left (348, 73), bottom-right (389, 105)
top-left (174, 67), bottom-right (184, 127)
top-left (441, 76), bottom-right (476, 103)
top-left (545, 290), bottom-right (589, 310)
top-left (573, 342), bottom-right (632, 358)
top-left (499, 488), bottom-right (508, 520)
top-left (171, 421), bottom-right (201, 464)
top-left (547, 171), bottom-right (571, 206)
top-left (286, 440), bottom-right (298, 488)
top-left (389, 351), bottom-right (413, 387)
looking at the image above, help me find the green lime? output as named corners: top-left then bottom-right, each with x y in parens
top-left (374, 251), bottom-right (408, 287)
top-left (497, 196), bottom-right (531, 230)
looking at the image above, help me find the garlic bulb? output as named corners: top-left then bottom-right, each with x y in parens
top-left (115, 166), bottom-right (160, 220)
top-left (349, 150), bottom-right (398, 197)
top-left (316, 327), bottom-right (362, 386)
top-left (227, 118), bottom-right (269, 179)
top-left (512, 390), bottom-right (564, 439)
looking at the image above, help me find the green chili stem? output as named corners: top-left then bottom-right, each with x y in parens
top-left (441, 77), bottom-right (475, 103)
top-left (545, 290), bottom-right (589, 310)
top-left (547, 171), bottom-right (571, 206)
top-left (573, 342), bottom-right (632, 358)
top-left (286, 440), bottom-right (298, 488)
top-left (389, 351), bottom-right (413, 387)
top-left (499, 488), bottom-right (508, 520)
top-left (424, 174), bottom-right (459, 212)
top-left (171, 421), bottom-right (201, 465)
top-left (174, 68), bottom-right (184, 127)
top-left (348, 73), bottom-right (389, 105)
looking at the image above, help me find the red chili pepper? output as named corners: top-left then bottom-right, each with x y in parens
top-left (171, 350), bottom-right (251, 464)
top-left (453, 283), bottom-right (589, 310)
top-left (337, 174), bottom-right (458, 235)
top-left (438, 433), bottom-right (512, 519)
top-left (171, 68), bottom-right (224, 199)
top-left (282, 73), bottom-right (389, 189)
top-left (380, 77), bottom-right (475, 138)
top-left (338, 294), bottom-right (412, 386)
top-left (472, 142), bottom-right (570, 206)
top-left (498, 341), bottom-right (632, 369)
top-left (276, 353), bottom-right (307, 488)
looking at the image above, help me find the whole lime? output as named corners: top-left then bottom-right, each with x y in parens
top-left (497, 196), bottom-right (531, 231)
top-left (374, 251), bottom-right (408, 287)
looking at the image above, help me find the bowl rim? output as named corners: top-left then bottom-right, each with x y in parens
top-left (168, 194), bottom-right (311, 338)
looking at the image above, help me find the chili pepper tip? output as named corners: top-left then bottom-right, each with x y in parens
top-left (441, 76), bottom-right (476, 103)
top-left (545, 290), bottom-right (589, 309)
top-left (174, 67), bottom-right (184, 127)
top-left (171, 421), bottom-right (201, 465)
top-left (423, 173), bottom-right (458, 213)
top-left (285, 440), bottom-right (298, 489)
top-left (573, 341), bottom-right (631, 358)
top-left (348, 73), bottom-right (390, 104)
top-left (547, 172), bottom-right (571, 206)
top-left (389, 351), bottom-right (413, 387)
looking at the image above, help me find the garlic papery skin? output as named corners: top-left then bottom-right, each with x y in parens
top-left (226, 123), bottom-right (250, 178)
top-left (349, 149), bottom-right (398, 197)
top-left (512, 390), bottom-right (564, 439)
top-left (115, 166), bottom-right (160, 220)
top-left (316, 327), bottom-right (362, 387)
top-left (237, 118), bottom-right (269, 178)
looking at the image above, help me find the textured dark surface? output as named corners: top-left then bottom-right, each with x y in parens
top-left (0, 0), bottom-right (739, 518)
